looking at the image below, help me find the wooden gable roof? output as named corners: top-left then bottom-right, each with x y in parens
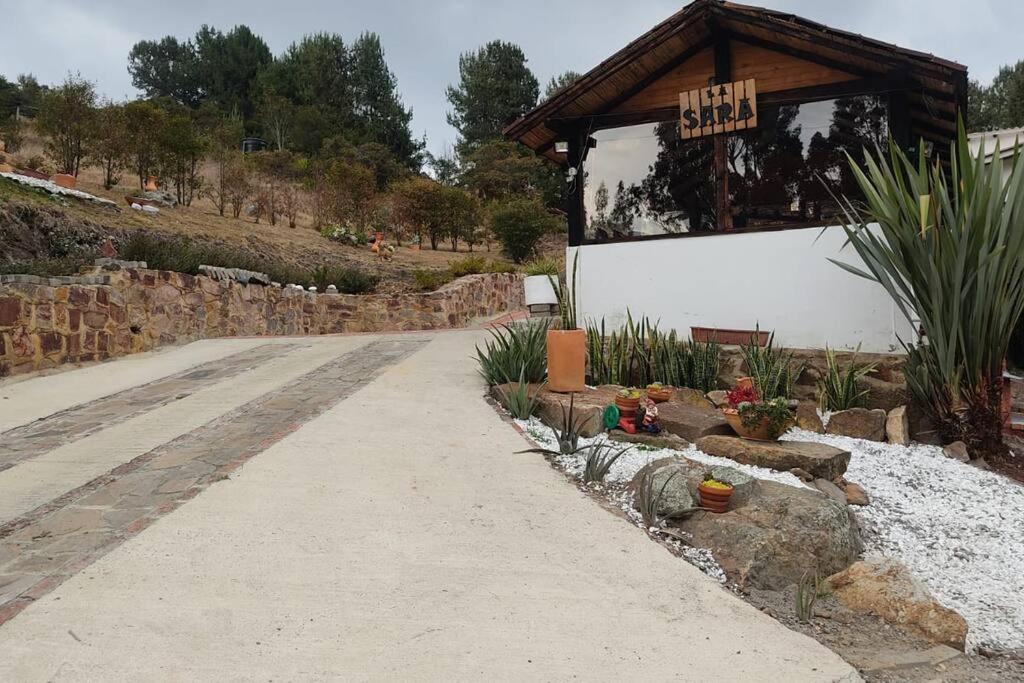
top-left (504, 0), bottom-right (968, 163)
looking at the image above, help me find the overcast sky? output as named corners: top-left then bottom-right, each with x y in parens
top-left (2, 0), bottom-right (1022, 156)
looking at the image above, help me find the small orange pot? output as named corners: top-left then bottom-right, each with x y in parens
top-left (546, 329), bottom-right (586, 393)
top-left (646, 387), bottom-right (673, 403)
top-left (615, 395), bottom-right (641, 418)
top-left (698, 482), bottom-right (734, 513)
top-left (53, 173), bottom-right (76, 189)
top-left (144, 175), bottom-right (158, 191)
top-left (736, 377), bottom-right (755, 392)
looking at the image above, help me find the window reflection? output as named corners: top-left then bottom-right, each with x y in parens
top-left (582, 95), bottom-right (888, 241)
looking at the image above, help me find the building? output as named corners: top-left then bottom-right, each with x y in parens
top-left (969, 128), bottom-right (1023, 180)
top-left (505, 0), bottom-right (967, 353)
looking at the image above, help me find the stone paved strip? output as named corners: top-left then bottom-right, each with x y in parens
top-left (0, 337), bottom-right (427, 627)
top-left (0, 343), bottom-right (302, 472)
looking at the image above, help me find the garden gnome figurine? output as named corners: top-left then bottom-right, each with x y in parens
top-left (640, 398), bottom-right (660, 433)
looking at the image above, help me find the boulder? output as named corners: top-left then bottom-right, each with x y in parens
top-left (813, 478), bottom-right (848, 505)
top-left (706, 390), bottom-right (729, 408)
top-left (675, 387), bottom-right (715, 409)
top-left (609, 431), bottom-right (689, 450)
top-left (676, 478), bottom-right (862, 590)
top-left (826, 408), bottom-right (887, 441)
top-left (886, 406), bottom-right (911, 445)
top-left (834, 477), bottom-right (870, 506)
top-left (943, 441), bottom-right (970, 463)
top-left (861, 375), bottom-right (910, 412)
top-left (696, 435), bottom-right (850, 480)
top-left (628, 458), bottom-right (702, 519)
top-left (828, 557), bottom-right (969, 650)
top-left (708, 465), bottom-right (756, 507)
top-left (532, 385), bottom-right (617, 437)
top-left (795, 402), bottom-right (824, 433)
top-left (657, 401), bottom-right (731, 442)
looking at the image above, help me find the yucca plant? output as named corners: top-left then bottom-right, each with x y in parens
top-left (582, 442), bottom-right (633, 484)
top-left (816, 345), bottom-right (877, 411)
top-left (740, 330), bottom-right (802, 400)
top-left (548, 251), bottom-right (580, 330)
top-left (832, 122), bottom-right (1024, 458)
top-left (475, 319), bottom-right (550, 386)
top-left (496, 371), bottom-right (543, 419)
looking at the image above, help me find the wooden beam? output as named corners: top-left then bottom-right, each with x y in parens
top-left (565, 129), bottom-right (586, 247)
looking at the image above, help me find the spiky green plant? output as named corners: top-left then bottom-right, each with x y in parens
top-left (555, 393), bottom-right (587, 454)
top-left (816, 345), bottom-right (877, 411)
top-left (548, 251), bottom-right (579, 330)
top-left (795, 570), bottom-right (819, 624)
top-left (475, 320), bottom-right (550, 386)
top-left (832, 123), bottom-right (1024, 457)
top-left (634, 467), bottom-right (683, 528)
top-left (582, 442), bottom-right (633, 484)
top-left (496, 371), bottom-right (542, 419)
top-left (741, 330), bottom-right (802, 400)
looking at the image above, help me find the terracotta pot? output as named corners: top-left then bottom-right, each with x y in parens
top-left (722, 408), bottom-right (792, 441)
top-left (698, 482), bottom-right (734, 513)
top-left (546, 329), bottom-right (586, 393)
top-left (615, 395), bottom-right (641, 418)
top-left (646, 387), bottom-right (673, 403)
top-left (736, 377), bottom-right (755, 392)
top-left (144, 175), bottom-right (158, 191)
top-left (691, 326), bottom-right (769, 347)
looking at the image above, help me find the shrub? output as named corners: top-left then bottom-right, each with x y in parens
top-left (0, 257), bottom-right (91, 277)
top-left (448, 255), bottom-right (488, 277)
top-left (524, 257), bottom-right (560, 276)
top-left (834, 125), bottom-right (1024, 458)
top-left (475, 319), bottom-right (551, 386)
top-left (489, 198), bottom-right (561, 263)
top-left (412, 269), bottom-right (453, 292)
top-left (816, 345), bottom-right (877, 411)
top-left (310, 265), bottom-right (379, 294)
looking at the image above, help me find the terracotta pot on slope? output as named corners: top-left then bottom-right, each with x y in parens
top-left (547, 328), bottom-right (586, 393)
top-left (144, 175), bottom-right (158, 191)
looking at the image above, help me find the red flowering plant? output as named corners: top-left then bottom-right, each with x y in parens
top-left (725, 385), bottom-right (759, 409)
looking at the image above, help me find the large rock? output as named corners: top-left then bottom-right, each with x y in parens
top-left (886, 405), bottom-right (911, 445)
top-left (828, 557), bottom-right (969, 650)
top-left (657, 401), bottom-right (731, 442)
top-left (609, 431), bottom-right (689, 450)
top-left (861, 375), bottom-right (910, 412)
top-left (676, 478), bottom-right (862, 590)
top-left (795, 402), bottom-right (824, 433)
top-left (696, 435), bottom-right (850, 480)
top-left (628, 458), bottom-right (702, 519)
top-left (826, 408), bottom-right (887, 441)
top-left (530, 385), bottom-right (617, 437)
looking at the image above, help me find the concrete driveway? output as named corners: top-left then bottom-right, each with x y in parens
top-left (0, 330), bottom-right (859, 681)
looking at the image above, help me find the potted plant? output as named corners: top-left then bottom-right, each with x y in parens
top-left (721, 385), bottom-right (794, 441)
top-left (615, 388), bottom-right (642, 418)
top-left (546, 252), bottom-right (585, 393)
top-left (523, 258), bottom-right (559, 308)
top-left (646, 382), bottom-right (673, 403)
top-left (698, 477), bottom-right (734, 513)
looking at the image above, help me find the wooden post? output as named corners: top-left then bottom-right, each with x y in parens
top-left (714, 136), bottom-right (732, 231)
top-left (565, 130), bottom-right (585, 247)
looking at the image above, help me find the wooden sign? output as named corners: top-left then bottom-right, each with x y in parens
top-left (679, 79), bottom-right (758, 140)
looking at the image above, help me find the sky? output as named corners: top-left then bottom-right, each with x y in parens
top-left (1, 0), bottom-right (1022, 157)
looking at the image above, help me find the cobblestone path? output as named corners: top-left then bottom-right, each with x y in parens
top-left (0, 337), bottom-right (426, 627)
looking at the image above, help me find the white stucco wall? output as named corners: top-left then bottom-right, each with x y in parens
top-left (568, 225), bottom-right (915, 353)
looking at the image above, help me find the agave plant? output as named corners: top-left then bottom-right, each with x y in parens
top-left (496, 370), bottom-right (543, 420)
top-left (816, 345), bottom-right (877, 412)
top-left (832, 122), bottom-right (1024, 457)
top-left (475, 319), bottom-right (550, 386)
top-left (582, 442), bottom-right (633, 484)
top-left (634, 467), bottom-right (686, 528)
top-left (554, 393), bottom-right (588, 454)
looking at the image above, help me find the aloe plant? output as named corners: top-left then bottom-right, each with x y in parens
top-left (475, 319), bottom-right (550, 386)
top-left (832, 122), bottom-right (1024, 457)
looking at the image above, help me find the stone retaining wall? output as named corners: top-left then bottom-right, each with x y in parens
top-left (0, 268), bottom-right (523, 377)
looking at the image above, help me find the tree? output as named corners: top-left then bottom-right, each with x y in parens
top-left (969, 61), bottom-right (1024, 131)
top-left (350, 32), bottom-right (424, 169)
top-left (324, 160), bottom-right (377, 231)
top-left (434, 186), bottom-right (481, 251)
top-left (158, 107), bottom-right (206, 205)
top-left (257, 91), bottom-right (294, 151)
top-left (194, 25), bottom-right (273, 122)
top-left (128, 37), bottom-right (203, 107)
top-left (445, 41), bottom-right (539, 153)
top-left (391, 176), bottom-right (437, 246)
top-left (36, 74), bottom-right (97, 176)
top-left (122, 100), bottom-right (167, 189)
top-left (427, 144), bottom-right (460, 186)
top-left (91, 102), bottom-right (128, 189)
top-left (490, 198), bottom-right (560, 263)
top-left (460, 138), bottom-right (559, 205)
top-left (544, 70), bottom-right (582, 100)
top-left (203, 113), bottom-right (245, 215)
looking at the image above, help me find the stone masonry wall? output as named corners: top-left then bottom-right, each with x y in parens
top-left (0, 268), bottom-right (523, 377)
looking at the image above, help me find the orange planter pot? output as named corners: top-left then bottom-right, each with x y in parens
top-left (698, 482), bottom-right (734, 513)
top-left (615, 396), bottom-right (641, 418)
top-left (646, 387), bottom-right (673, 403)
top-left (546, 329), bottom-right (586, 393)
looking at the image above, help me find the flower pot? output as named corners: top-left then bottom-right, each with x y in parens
top-left (722, 408), bottom-right (792, 441)
top-left (698, 482), bottom-right (734, 513)
top-left (546, 328), bottom-right (586, 393)
top-left (144, 175), bottom-right (158, 191)
top-left (53, 173), bottom-right (76, 189)
top-left (736, 376), bottom-right (755, 392)
top-left (615, 395), bottom-right (641, 418)
top-left (524, 275), bottom-right (558, 306)
top-left (646, 387), bottom-right (673, 403)
top-left (691, 327), bottom-right (769, 347)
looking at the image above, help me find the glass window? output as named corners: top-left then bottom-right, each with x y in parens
top-left (582, 94), bottom-right (889, 241)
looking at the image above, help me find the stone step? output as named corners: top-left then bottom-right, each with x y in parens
top-left (695, 435), bottom-right (850, 480)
